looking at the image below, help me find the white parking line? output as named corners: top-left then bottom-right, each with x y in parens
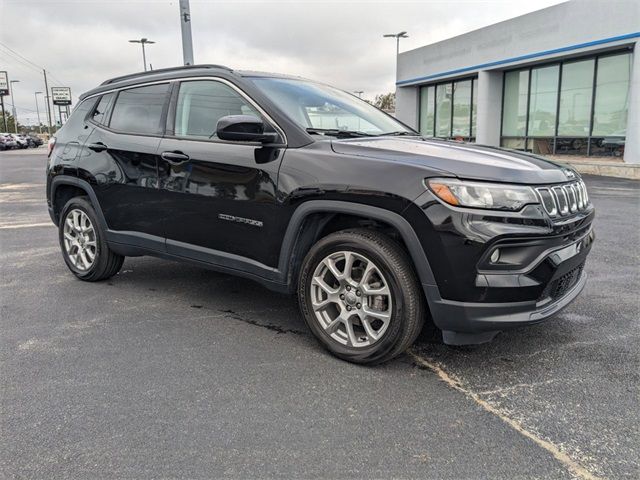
top-left (0, 222), bottom-right (52, 230)
top-left (408, 351), bottom-right (601, 480)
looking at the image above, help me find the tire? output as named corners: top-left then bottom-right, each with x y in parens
top-left (298, 229), bottom-right (425, 365)
top-left (58, 196), bottom-right (124, 282)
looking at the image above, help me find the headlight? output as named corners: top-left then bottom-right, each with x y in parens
top-left (427, 178), bottom-right (539, 211)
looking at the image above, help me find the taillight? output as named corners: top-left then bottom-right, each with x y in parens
top-left (47, 137), bottom-right (56, 157)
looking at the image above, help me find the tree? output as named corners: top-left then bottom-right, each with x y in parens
top-left (0, 110), bottom-right (19, 133)
top-left (374, 92), bottom-right (396, 113)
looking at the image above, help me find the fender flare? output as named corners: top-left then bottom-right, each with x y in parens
top-left (277, 200), bottom-right (437, 288)
top-left (49, 176), bottom-right (108, 230)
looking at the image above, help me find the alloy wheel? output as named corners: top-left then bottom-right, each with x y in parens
top-left (310, 250), bottom-right (393, 348)
top-left (63, 209), bottom-right (97, 271)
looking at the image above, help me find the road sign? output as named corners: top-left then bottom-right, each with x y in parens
top-left (51, 87), bottom-right (72, 106)
top-left (0, 72), bottom-right (9, 96)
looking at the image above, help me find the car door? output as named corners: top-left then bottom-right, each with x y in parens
top-left (79, 83), bottom-right (170, 239)
top-left (157, 78), bottom-right (286, 267)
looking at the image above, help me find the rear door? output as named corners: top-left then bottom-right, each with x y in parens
top-left (80, 83), bottom-right (170, 238)
top-left (156, 78), bottom-right (285, 267)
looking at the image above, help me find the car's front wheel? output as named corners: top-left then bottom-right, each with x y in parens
top-left (298, 229), bottom-right (425, 365)
top-left (58, 197), bottom-right (124, 281)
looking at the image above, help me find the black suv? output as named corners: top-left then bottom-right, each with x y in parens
top-left (47, 65), bottom-right (594, 364)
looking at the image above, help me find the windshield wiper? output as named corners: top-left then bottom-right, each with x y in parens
top-left (378, 131), bottom-right (419, 136)
top-left (306, 128), bottom-right (373, 138)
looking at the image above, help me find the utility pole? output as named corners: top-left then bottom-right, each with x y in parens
top-left (179, 0), bottom-right (194, 65)
top-left (9, 80), bottom-right (19, 133)
top-left (0, 96), bottom-right (6, 132)
top-left (34, 92), bottom-right (43, 133)
top-left (129, 38), bottom-right (155, 71)
top-left (43, 69), bottom-right (53, 134)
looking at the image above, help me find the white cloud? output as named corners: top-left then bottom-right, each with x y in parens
top-left (0, 0), bottom-right (566, 125)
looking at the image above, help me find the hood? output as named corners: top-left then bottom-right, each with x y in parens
top-left (331, 137), bottom-right (576, 184)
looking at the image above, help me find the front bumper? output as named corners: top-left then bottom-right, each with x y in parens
top-left (422, 225), bottom-right (594, 345)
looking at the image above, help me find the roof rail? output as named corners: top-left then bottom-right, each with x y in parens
top-left (100, 64), bottom-right (233, 85)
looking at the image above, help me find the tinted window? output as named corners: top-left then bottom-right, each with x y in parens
top-left (527, 65), bottom-right (559, 137)
top-left (419, 85), bottom-right (434, 137)
top-left (592, 53), bottom-right (631, 136)
top-left (175, 80), bottom-right (262, 139)
top-left (109, 83), bottom-right (169, 135)
top-left (91, 93), bottom-right (115, 125)
top-left (558, 60), bottom-right (594, 136)
top-left (502, 70), bottom-right (529, 136)
top-left (452, 79), bottom-right (471, 138)
top-left (435, 83), bottom-right (451, 137)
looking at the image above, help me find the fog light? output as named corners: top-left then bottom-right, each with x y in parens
top-left (490, 249), bottom-right (500, 263)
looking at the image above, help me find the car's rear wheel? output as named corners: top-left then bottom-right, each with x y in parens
top-left (59, 197), bottom-right (124, 281)
top-left (298, 229), bottom-right (425, 365)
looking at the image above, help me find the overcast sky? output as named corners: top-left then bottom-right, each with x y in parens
top-left (0, 0), bottom-right (566, 125)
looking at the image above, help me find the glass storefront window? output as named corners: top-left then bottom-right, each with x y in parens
top-left (558, 59), bottom-right (594, 137)
top-left (527, 65), bottom-right (559, 137)
top-left (419, 85), bottom-right (435, 136)
top-left (592, 53), bottom-right (632, 136)
top-left (452, 80), bottom-right (471, 138)
top-left (435, 83), bottom-right (452, 137)
top-left (502, 70), bottom-right (529, 136)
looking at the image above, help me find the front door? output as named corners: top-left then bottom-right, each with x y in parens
top-left (157, 79), bottom-right (285, 268)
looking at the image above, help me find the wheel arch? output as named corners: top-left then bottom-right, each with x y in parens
top-left (49, 176), bottom-right (108, 230)
top-left (278, 201), bottom-right (437, 294)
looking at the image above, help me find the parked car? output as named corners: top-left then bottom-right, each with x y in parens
top-left (27, 135), bottom-right (43, 148)
top-left (1, 133), bottom-right (17, 150)
top-left (46, 65), bottom-right (594, 364)
top-left (10, 134), bottom-right (29, 149)
top-left (0, 135), bottom-right (8, 151)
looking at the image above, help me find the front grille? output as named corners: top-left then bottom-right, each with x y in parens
top-left (538, 261), bottom-right (585, 302)
top-left (536, 180), bottom-right (589, 218)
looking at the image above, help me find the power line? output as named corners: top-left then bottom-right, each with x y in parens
top-left (0, 41), bottom-right (42, 71)
top-left (0, 41), bottom-right (71, 87)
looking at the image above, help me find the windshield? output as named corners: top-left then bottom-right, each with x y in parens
top-left (250, 77), bottom-right (415, 136)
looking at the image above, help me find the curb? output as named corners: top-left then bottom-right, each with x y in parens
top-left (562, 161), bottom-right (640, 180)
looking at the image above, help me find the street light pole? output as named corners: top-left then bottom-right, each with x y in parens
top-left (34, 91), bottom-right (43, 133)
top-left (179, 0), bottom-right (195, 65)
top-left (129, 38), bottom-right (156, 71)
top-left (9, 79), bottom-right (19, 133)
top-left (383, 31), bottom-right (409, 79)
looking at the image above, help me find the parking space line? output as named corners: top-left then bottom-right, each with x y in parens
top-left (0, 222), bottom-right (52, 229)
top-left (408, 351), bottom-right (601, 480)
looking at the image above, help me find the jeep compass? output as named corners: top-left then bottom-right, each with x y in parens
top-left (47, 65), bottom-right (594, 364)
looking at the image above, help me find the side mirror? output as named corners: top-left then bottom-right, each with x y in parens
top-left (216, 115), bottom-right (279, 144)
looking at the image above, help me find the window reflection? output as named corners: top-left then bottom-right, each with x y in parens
top-left (592, 53), bottom-right (631, 137)
top-left (527, 65), bottom-right (559, 137)
top-left (500, 51), bottom-right (631, 157)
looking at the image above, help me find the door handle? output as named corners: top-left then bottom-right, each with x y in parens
top-left (87, 142), bottom-right (108, 152)
top-left (161, 151), bottom-right (190, 164)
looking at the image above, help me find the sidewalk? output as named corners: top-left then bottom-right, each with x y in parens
top-left (546, 155), bottom-right (640, 180)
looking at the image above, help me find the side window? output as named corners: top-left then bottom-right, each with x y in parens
top-left (174, 80), bottom-right (266, 139)
top-left (91, 93), bottom-right (115, 125)
top-left (109, 83), bottom-right (169, 135)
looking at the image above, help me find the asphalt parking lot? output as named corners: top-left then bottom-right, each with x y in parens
top-left (1, 149), bottom-right (638, 479)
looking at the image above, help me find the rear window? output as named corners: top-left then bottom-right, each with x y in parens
top-left (91, 93), bottom-right (115, 125)
top-left (109, 83), bottom-right (169, 135)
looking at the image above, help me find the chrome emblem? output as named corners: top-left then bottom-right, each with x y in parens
top-left (564, 169), bottom-right (576, 179)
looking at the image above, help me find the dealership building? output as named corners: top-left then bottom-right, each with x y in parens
top-left (395, 0), bottom-right (639, 163)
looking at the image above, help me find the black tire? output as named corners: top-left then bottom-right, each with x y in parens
top-left (298, 229), bottom-right (425, 365)
top-left (58, 196), bottom-right (124, 282)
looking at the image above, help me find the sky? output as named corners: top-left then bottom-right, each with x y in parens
top-left (0, 0), bottom-right (566, 126)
